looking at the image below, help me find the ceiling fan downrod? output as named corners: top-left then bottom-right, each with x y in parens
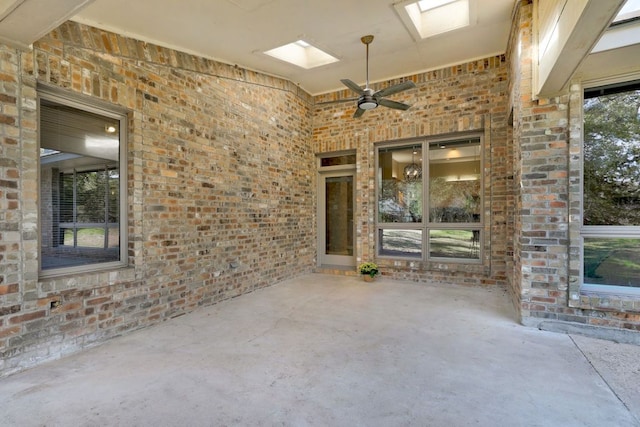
top-left (361, 35), bottom-right (374, 90)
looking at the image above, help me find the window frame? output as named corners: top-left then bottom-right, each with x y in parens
top-left (580, 79), bottom-right (640, 296)
top-left (38, 86), bottom-right (128, 278)
top-left (57, 166), bottom-right (120, 249)
top-left (375, 133), bottom-right (484, 263)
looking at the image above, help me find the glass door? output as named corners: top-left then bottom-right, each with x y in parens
top-left (319, 172), bottom-right (355, 267)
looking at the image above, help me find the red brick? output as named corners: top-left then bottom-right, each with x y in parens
top-left (0, 284), bottom-right (19, 295)
top-left (9, 310), bottom-right (47, 324)
top-left (86, 297), bottom-right (111, 306)
top-left (0, 326), bottom-right (21, 338)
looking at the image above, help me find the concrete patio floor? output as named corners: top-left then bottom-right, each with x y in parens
top-left (2, 273), bottom-right (639, 426)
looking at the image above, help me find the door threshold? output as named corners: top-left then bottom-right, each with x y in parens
top-left (316, 264), bottom-right (358, 276)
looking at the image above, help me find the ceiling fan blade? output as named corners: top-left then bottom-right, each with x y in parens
top-left (378, 98), bottom-right (411, 111)
top-left (341, 79), bottom-right (365, 95)
top-left (353, 107), bottom-right (366, 118)
top-left (374, 81), bottom-right (416, 98)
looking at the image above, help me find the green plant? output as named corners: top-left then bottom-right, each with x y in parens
top-left (358, 262), bottom-right (379, 278)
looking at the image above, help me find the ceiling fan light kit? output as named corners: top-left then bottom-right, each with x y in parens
top-left (359, 90), bottom-right (378, 110)
top-left (341, 35), bottom-right (416, 118)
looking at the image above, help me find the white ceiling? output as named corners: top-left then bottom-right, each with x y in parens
top-left (2, 1), bottom-right (638, 97)
top-left (1, 0), bottom-right (637, 97)
top-left (0, 0), bottom-right (95, 49)
top-left (66, 0), bottom-right (517, 95)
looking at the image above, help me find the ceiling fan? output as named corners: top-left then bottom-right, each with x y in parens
top-left (341, 35), bottom-right (416, 118)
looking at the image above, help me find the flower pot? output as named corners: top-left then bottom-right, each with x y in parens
top-left (363, 275), bottom-right (375, 282)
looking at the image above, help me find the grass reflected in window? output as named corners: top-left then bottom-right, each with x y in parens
top-left (429, 229), bottom-right (479, 260)
top-left (584, 238), bottom-right (640, 287)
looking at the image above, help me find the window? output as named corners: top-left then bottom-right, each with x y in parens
top-left (39, 91), bottom-right (127, 276)
top-left (582, 82), bottom-right (640, 289)
top-left (320, 154), bottom-right (357, 167)
top-left (394, 0), bottom-right (472, 40)
top-left (263, 40), bottom-right (339, 69)
top-left (376, 136), bottom-right (482, 262)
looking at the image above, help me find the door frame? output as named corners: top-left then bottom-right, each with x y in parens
top-left (317, 165), bottom-right (357, 268)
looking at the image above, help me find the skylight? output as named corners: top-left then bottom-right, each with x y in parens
top-left (613, 0), bottom-right (640, 24)
top-left (395, 0), bottom-right (472, 40)
top-left (592, 0), bottom-right (640, 53)
top-left (418, 0), bottom-right (457, 12)
top-left (40, 148), bottom-right (60, 157)
top-left (263, 40), bottom-right (339, 69)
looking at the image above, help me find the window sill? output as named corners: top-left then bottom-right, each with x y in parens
top-left (378, 259), bottom-right (488, 275)
top-left (38, 266), bottom-right (136, 291)
top-left (582, 283), bottom-right (640, 297)
top-left (39, 259), bottom-right (129, 279)
top-left (572, 284), bottom-right (640, 313)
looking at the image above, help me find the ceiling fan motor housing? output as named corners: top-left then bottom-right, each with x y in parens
top-left (358, 88), bottom-right (377, 110)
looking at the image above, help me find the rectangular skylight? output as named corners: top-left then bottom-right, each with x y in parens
top-left (264, 40), bottom-right (338, 69)
top-left (40, 148), bottom-right (60, 157)
top-left (418, 0), bottom-right (457, 12)
top-left (613, 0), bottom-right (640, 23)
top-left (395, 0), bottom-right (471, 40)
top-left (593, 0), bottom-right (640, 53)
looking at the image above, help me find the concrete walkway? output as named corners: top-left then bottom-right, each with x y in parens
top-left (1, 274), bottom-right (639, 426)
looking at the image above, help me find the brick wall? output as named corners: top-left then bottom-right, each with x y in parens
top-left (510, 1), bottom-right (640, 334)
top-left (0, 47), bottom-right (24, 361)
top-left (0, 22), bottom-right (315, 376)
top-left (313, 58), bottom-right (510, 287)
top-left (507, 1), bottom-right (532, 319)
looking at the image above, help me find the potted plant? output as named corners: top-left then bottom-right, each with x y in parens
top-left (358, 262), bottom-right (379, 282)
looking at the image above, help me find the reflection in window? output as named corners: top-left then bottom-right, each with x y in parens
top-left (378, 145), bottom-right (423, 223)
top-left (429, 140), bottom-right (480, 223)
top-left (582, 82), bottom-right (640, 288)
top-left (58, 168), bottom-right (120, 249)
top-left (379, 229), bottom-right (422, 258)
top-left (321, 154), bottom-right (357, 167)
top-left (584, 238), bottom-right (640, 287)
top-left (325, 175), bottom-right (354, 256)
top-left (376, 137), bottom-right (482, 262)
top-left (39, 97), bottom-right (125, 274)
top-left (429, 229), bottom-right (480, 259)
top-left (583, 84), bottom-right (640, 226)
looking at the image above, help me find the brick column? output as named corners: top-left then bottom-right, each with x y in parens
top-left (510, 1), bottom-right (571, 325)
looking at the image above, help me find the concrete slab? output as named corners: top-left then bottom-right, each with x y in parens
top-left (571, 334), bottom-right (640, 422)
top-left (1, 274), bottom-right (639, 426)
